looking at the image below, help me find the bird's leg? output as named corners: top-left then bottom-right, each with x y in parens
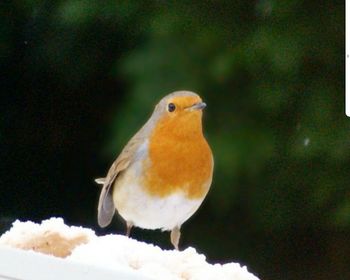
top-left (126, 221), bottom-right (133, 237)
top-left (170, 226), bottom-right (181, 250)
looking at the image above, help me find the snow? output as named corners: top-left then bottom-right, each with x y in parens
top-left (0, 218), bottom-right (95, 257)
top-left (0, 218), bottom-right (259, 280)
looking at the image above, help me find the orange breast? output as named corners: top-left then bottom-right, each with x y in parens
top-left (142, 112), bottom-right (213, 199)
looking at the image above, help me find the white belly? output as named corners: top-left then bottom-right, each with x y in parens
top-left (112, 166), bottom-right (205, 231)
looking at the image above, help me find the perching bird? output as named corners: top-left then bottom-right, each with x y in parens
top-left (96, 91), bottom-right (213, 249)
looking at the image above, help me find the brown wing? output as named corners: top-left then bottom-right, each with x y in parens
top-left (97, 132), bottom-right (146, 227)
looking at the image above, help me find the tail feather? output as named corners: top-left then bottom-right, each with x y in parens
top-left (95, 178), bottom-right (105, 185)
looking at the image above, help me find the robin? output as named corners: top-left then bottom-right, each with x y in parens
top-left (95, 91), bottom-right (213, 249)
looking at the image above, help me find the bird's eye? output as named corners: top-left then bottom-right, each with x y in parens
top-left (168, 103), bottom-right (176, 112)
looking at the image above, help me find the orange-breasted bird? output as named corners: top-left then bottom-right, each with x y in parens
top-left (96, 91), bottom-right (213, 249)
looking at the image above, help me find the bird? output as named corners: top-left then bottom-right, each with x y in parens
top-left (95, 90), bottom-right (213, 249)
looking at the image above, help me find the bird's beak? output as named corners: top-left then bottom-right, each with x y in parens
top-left (186, 102), bottom-right (207, 111)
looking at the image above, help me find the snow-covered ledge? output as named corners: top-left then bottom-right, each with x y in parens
top-left (0, 218), bottom-right (259, 280)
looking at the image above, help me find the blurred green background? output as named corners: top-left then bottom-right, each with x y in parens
top-left (0, 1), bottom-right (347, 279)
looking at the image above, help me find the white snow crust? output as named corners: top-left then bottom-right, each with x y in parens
top-left (0, 218), bottom-right (259, 280)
